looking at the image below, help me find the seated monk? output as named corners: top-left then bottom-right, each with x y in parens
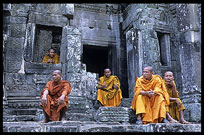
top-left (164, 71), bottom-right (190, 124)
top-left (97, 68), bottom-right (123, 107)
top-left (42, 48), bottom-right (60, 64)
top-left (131, 66), bottom-right (170, 124)
top-left (40, 70), bottom-right (71, 123)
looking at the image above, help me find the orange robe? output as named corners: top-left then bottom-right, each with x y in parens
top-left (42, 53), bottom-right (60, 64)
top-left (164, 80), bottom-right (185, 121)
top-left (40, 80), bottom-right (71, 121)
top-left (97, 75), bottom-right (123, 107)
top-left (131, 75), bottom-right (169, 123)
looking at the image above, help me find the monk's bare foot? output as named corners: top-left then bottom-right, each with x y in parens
top-left (180, 120), bottom-right (191, 124)
top-left (168, 118), bottom-right (179, 123)
top-left (41, 119), bottom-right (49, 123)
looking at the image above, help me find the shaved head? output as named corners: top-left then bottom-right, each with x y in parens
top-left (53, 70), bottom-right (62, 76)
top-left (104, 68), bottom-right (111, 72)
top-left (143, 66), bottom-right (153, 80)
top-left (164, 71), bottom-right (173, 76)
top-left (144, 66), bottom-right (153, 72)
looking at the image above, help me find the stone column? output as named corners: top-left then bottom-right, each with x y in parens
top-left (178, 4), bottom-right (201, 122)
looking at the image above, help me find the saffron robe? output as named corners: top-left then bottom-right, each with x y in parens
top-left (164, 80), bottom-right (185, 121)
top-left (97, 75), bottom-right (123, 107)
top-left (42, 53), bottom-right (60, 64)
top-left (131, 75), bottom-right (169, 123)
top-left (40, 80), bottom-right (71, 121)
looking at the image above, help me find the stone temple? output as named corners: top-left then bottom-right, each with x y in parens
top-left (3, 4), bottom-right (201, 132)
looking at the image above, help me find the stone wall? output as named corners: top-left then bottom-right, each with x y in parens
top-left (121, 3), bottom-right (201, 122)
top-left (3, 3), bottom-right (201, 124)
top-left (3, 4), bottom-right (99, 122)
top-left (176, 4), bottom-right (201, 122)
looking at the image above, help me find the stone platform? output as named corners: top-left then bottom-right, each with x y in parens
top-left (3, 121), bottom-right (201, 132)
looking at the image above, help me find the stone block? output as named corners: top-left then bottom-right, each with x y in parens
top-left (46, 126), bottom-right (78, 132)
top-left (68, 97), bottom-right (89, 113)
top-left (183, 103), bottom-right (201, 122)
top-left (80, 126), bottom-right (112, 132)
top-left (10, 4), bottom-right (31, 17)
top-left (65, 113), bottom-right (94, 121)
top-left (4, 73), bottom-right (25, 85)
top-left (95, 107), bottom-right (129, 122)
top-left (9, 16), bottom-right (27, 24)
top-left (24, 62), bottom-right (62, 74)
top-left (29, 13), bottom-right (67, 27)
top-left (10, 24), bottom-right (26, 38)
top-left (33, 4), bottom-right (74, 16)
top-left (5, 84), bottom-right (37, 97)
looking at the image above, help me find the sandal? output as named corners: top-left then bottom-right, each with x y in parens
top-left (136, 119), bottom-right (143, 125)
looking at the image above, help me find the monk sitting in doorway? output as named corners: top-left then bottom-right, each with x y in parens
top-left (97, 68), bottom-right (123, 107)
top-left (131, 66), bottom-right (170, 124)
top-left (163, 71), bottom-right (190, 124)
top-left (40, 70), bottom-right (71, 123)
top-left (42, 48), bottom-right (60, 64)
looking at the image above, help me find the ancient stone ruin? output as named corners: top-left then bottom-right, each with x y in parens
top-left (3, 3), bottom-right (201, 132)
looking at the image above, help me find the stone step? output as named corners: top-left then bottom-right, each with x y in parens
top-left (3, 115), bottom-right (37, 122)
top-left (120, 98), bottom-right (133, 108)
top-left (5, 108), bottom-right (38, 115)
top-left (65, 112), bottom-right (94, 121)
top-left (68, 96), bottom-right (89, 113)
top-left (3, 121), bottom-right (201, 132)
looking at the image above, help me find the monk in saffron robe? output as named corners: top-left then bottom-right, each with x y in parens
top-left (164, 71), bottom-right (190, 124)
top-left (41, 70), bottom-right (71, 123)
top-left (97, 68), bottom-right (123, 107)
top-left (42, 48), bottom-right (60, 64)
top-left (131, 66), bottom-right (169, 124)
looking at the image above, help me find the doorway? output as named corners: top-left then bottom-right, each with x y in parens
top-left (82, 45), bottom-right (109, 78)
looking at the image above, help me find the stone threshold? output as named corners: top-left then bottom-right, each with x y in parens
top-left (3, 121), bottom-right (201, 132)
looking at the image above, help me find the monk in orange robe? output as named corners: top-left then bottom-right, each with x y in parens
top-left (42, 48), bottom-right (60, 64)
top-left (131, 66), bottom-right (169, 124)
top-left (97, 68), bottom-right (123, 107)
top-left (164, 71), bottom-right (190, 124)
top-left (40, 70), bottom-right (71, 123)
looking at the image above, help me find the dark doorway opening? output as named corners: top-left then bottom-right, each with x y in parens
top-left (82, 45), bottom-right (109, 77)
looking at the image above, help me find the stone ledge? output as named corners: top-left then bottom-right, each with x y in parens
top-left (3, 121), bottom-right (201, 132)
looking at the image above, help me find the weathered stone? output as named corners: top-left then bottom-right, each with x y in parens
top-left (3, 4), bottom-right (201, 131)
top-left (33, 4), bottom-right (74, 16)
top-left (95, 107), bottom-right (129, 122)
top-left (10, 24), bottom-right (26, 38)
top-left (29, 13), bottom-right (68, 27)
top-left (5, 84), bottom-right (37, 97)
top-left (24, 62), bottom-right (62, 74)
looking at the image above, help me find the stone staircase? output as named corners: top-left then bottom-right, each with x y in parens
top-left (3, 121), bottom-right (201, 132)
top-left (3, 98), bottom-right (201, 132)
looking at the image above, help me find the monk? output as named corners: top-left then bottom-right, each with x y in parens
top-left (131, 66), bottom-right (170, 124)
top-left (40, 70), bottom-right (71, 123)
top-left (164, 71), bottom-right (190, 124)
top-left (97, 68), bottom-right (123, 107)
top-left (42, 48), bottom-right (60, 64)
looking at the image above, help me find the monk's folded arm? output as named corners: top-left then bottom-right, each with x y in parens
top-left (140, 90), bottom-right (148, 96)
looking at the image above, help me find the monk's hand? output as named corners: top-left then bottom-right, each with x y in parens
top-left (113, 84), bottom-right (118, 90)
top-left (41, 95), bottom-right (47, 107)
top-left (101, 82), bottom-right (107, 89)
top-left (47, 59), bottom-right (53, 63)
top-left (58, 94), bottom-right (65, 105)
